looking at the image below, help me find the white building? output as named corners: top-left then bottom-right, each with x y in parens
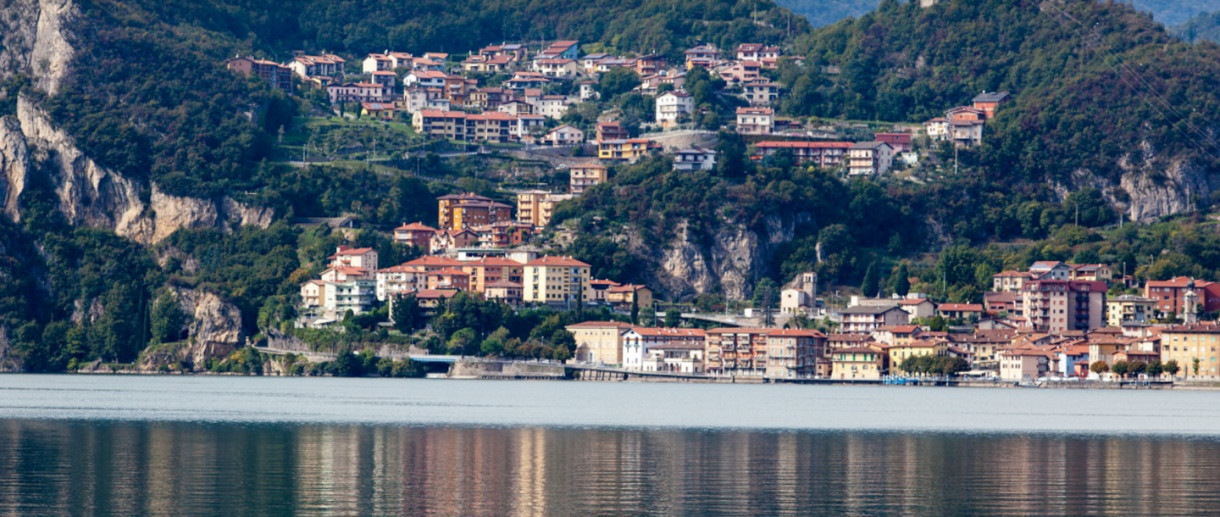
top-left (622, 327), bottom-right (706, 373)
top-left (781, 272), bottom-right (818, 315)
top-left (847, 141), bottom-right (894, 176)
top-left (534, 95), bottom-right (573, 119)
top-left (655, 90), bottom-right (694, 128)
top-left (543, 124), bottom-right (585, 146)
top-left (672, 148), bottom-right (716, 171)
top-left (735, 106), bottom-right (774, 135)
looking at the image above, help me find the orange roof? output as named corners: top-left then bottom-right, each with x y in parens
top-left (395, 222), bottom-right (437, 232)
top-left (629, 327), bottom-right (707, 337)
top-left (766, 329), bottom-right (826, 338)
top-left (330, 246), bottom-right (375, 257)
top-left (940, 303), bottom-right (983, 312)
top-left (430, 268), bottom-right (469, 277)
top-left (755, 140), bottom-right (854, 149)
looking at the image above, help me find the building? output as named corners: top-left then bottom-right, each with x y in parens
top-left (753, 141), bottom-right (853, 168)
top-left (830, 346), bottom-right (885, 380)
top-left (887, 339), bottom-right (951, 369)
top-left (781, 272), bottom-right (819, 315)
top-left (947, 108), bottom-right (985, 147)
top-left (392, 222), bottom-right (437, 252)
top-left (596, 122), bottom-right (629, 143)
top-left (742, 81), bottom-right (780, 106)
top-left (897, 298), bottom-right (936, 319)
top-left (705, 328), bottom-right (771, 376)
top-left (764, 329), bottom-right (826, 379)
top-left (374, 264), bottom-right (422, 301)
top-left (938, 303), bottom-right (984, 321)
top-left (329, 246), bottom-right (378, 271)
top-left (655, 91), bottom-right (694, 127)
top-left (998, 347), bottom-right (1055, 381)
top-left (516, 190), bottom-right (571, 228)
top-left (569, 164), bottom-right (608, 195)
top-left (672, 148), bottom-right (717, 171)
top-left (534, 95), bottom-right (573, 119)
top-left (604, 284), bottom-right (652, 311)
top-left (684, 44), bottom-right (721, 69)
top-left (1145, 277), bottom-right (1220, 317)
top-left (1070, 264), bottom-right (1113, 282)
top-left (437, 193), bottom-right (513, 231)
top-left (327, 82), bottom-right (393, 104)
top-left (523, 256), bottom-right (591, 305)
top-left (566, 321), bottom-right (633, 365)
top-left (484, 280), bottom-right (524, 305)
top-left (992, 271), bottom-right (1034, 292)
top-left (838, 305), bottom-right (910, 333)
top-left (873, 133), bottom-right (912, 153)
top-left (972, 91), bottom-right (1011, 119)
top-left (599, 139), bottom-right (660, 162)
top-left (1029, 261), bottom-right (1072, 280)
top-left (1160, 323), bottom-right (1220, 378)
top-left (623, 327), bottom-right (707, 373)
top-left (847, 141), bottom-right (894, 176)
top-left (542, 124), bottom-right (584, 146)
top-left (1107, 295), bottom-right (1157, 327)
top-left (429, 229), bottom-right (479, 253)
top-left (289, 54), bottom-right (345, 79)
top-left (1021, 280), bottom-right (1107, 333)
top-left (735, 107), bottom-right (774, 135)
top-left (323, 279), bottom-right (378, 318)
top-left (225, 56), bottom-right (292, 92)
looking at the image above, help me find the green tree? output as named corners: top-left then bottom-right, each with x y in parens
top-left (639, 306), bottom-right (656, 327)
top-left (891, 263), bottom-right (911, 297)
top-left (447, 328), bottom-right (478, 355)
top-left (1129, 360), bottom-right (1147, 376)
top-left (861, 261), bottom-right (880, 298)
top-left (1090, 361), bottom-right (1110, 375)
top-left (1112, 360), bottom-right (1130, 378)
top-left (1165, 359), bottom-right (1181, 377)
top-left (149, 291), bottom-right (185, 344)
top-left (550, 329), bottom-right (576, 361)
top-left (664, 309), bottom-right (681, 328)
top-left (1147, 359), bottom-right (1163, 377)
top-left (480, 326), bottom-right (511, 356)
top-left (392, 294), bottom-right (422, 333)
top-left (1193, 357), bottom-right (1202, 377)
top-left (598, 67), bottom-right (642, 98)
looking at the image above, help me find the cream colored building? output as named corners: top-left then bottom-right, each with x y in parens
top-left (524, 256), bottom-right (591, 305)
top-left (998, 348), bottom-right (1054, 381)
top-left (830, 346), bottom-right (885, 380)
top-left (1106, 295), bottom-right (1156, 327)
top-left (1161, 324), bottom-right (1220, 378)
top-left (517, 191), bottom-right (573, 228)
top-left (569, 164), bottom-right (608, 195)
top-left (566, 321), bottom-right (633, 365)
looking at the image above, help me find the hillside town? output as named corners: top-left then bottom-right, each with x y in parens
top-left (228, 35), bottom-right (1219, 386)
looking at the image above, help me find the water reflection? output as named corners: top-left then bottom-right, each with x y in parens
top-left (3, 421), bottom-right (1220, 515)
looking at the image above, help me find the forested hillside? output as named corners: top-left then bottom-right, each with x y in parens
top-left (771, 0), bottom-right (878, 26)
top-left (778, 0), bottom-right (1220, 214)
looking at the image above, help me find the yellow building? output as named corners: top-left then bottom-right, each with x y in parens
top-left (831, 346), bottom-right (885, 380)
top-left (1161, 324), bottom-right (1220, 378)
top-left (569, 164), bottom-right (608, 195)
top-left (566, 321), bottom-right (633, 365)
top-left (516, 191), bottom-right (573, 228)
top-left (524, 256), bottom-right (591, 304)
top-left (598, 138), bottom-right (659, 162)
top-left (886, 339), bottom-right (950, 369)
top-left (438, 192), bottom-right (513, 230)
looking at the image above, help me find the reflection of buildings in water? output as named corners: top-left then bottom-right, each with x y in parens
top-left (511, 427), bottom-right (548, 517)
top-left (775, 432), bottom-right (798, 514)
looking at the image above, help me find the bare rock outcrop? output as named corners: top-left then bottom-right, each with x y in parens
top-left (647, 214), bottom-right (796, 300)
top-left (0, 117), bottom-right (28, 220)
top-left (172, 287), bottom-right (244, 370)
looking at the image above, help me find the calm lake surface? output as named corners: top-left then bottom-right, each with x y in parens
top-left (4, 376), bottom-right (1220, 515)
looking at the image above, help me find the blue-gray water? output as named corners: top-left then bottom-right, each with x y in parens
top-left (4, 376), bottom-right (1220, 515)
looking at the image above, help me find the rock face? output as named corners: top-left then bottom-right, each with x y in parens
top-left (0, 0), bottom-right (76, 94)
top-left (0, 95), bottom-right (273, 243)
top-left (0, 117), bottom-right (27, 220)
top-left (646, 214), bottom-right (796, 300)
top-left (172, 288), bottom-right (244, 370)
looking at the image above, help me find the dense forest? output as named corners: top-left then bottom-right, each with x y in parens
top-left (771, 0), bottom-right (878, 26)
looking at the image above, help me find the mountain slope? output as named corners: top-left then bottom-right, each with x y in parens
top-left (1174, 10), bottom-right (1220, 42)
top-left (771, 0), bottom-right (879, 26)
top-left (1131, 0), bottom-right (1220, 26)
top-left (786, 0), bottom-right (1220, 220)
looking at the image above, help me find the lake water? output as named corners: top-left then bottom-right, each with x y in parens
top-left (3, 376), bottom-right (1220, 515)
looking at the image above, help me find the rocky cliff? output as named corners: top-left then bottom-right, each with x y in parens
top-left (641, 214), bottom-right (797, 300)
top-left (137, 287), bottom-right (244, 371)
top-left (1, 95), bottom-right (274, 243)
top-left (0, 0), bottom-right (76, 94)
